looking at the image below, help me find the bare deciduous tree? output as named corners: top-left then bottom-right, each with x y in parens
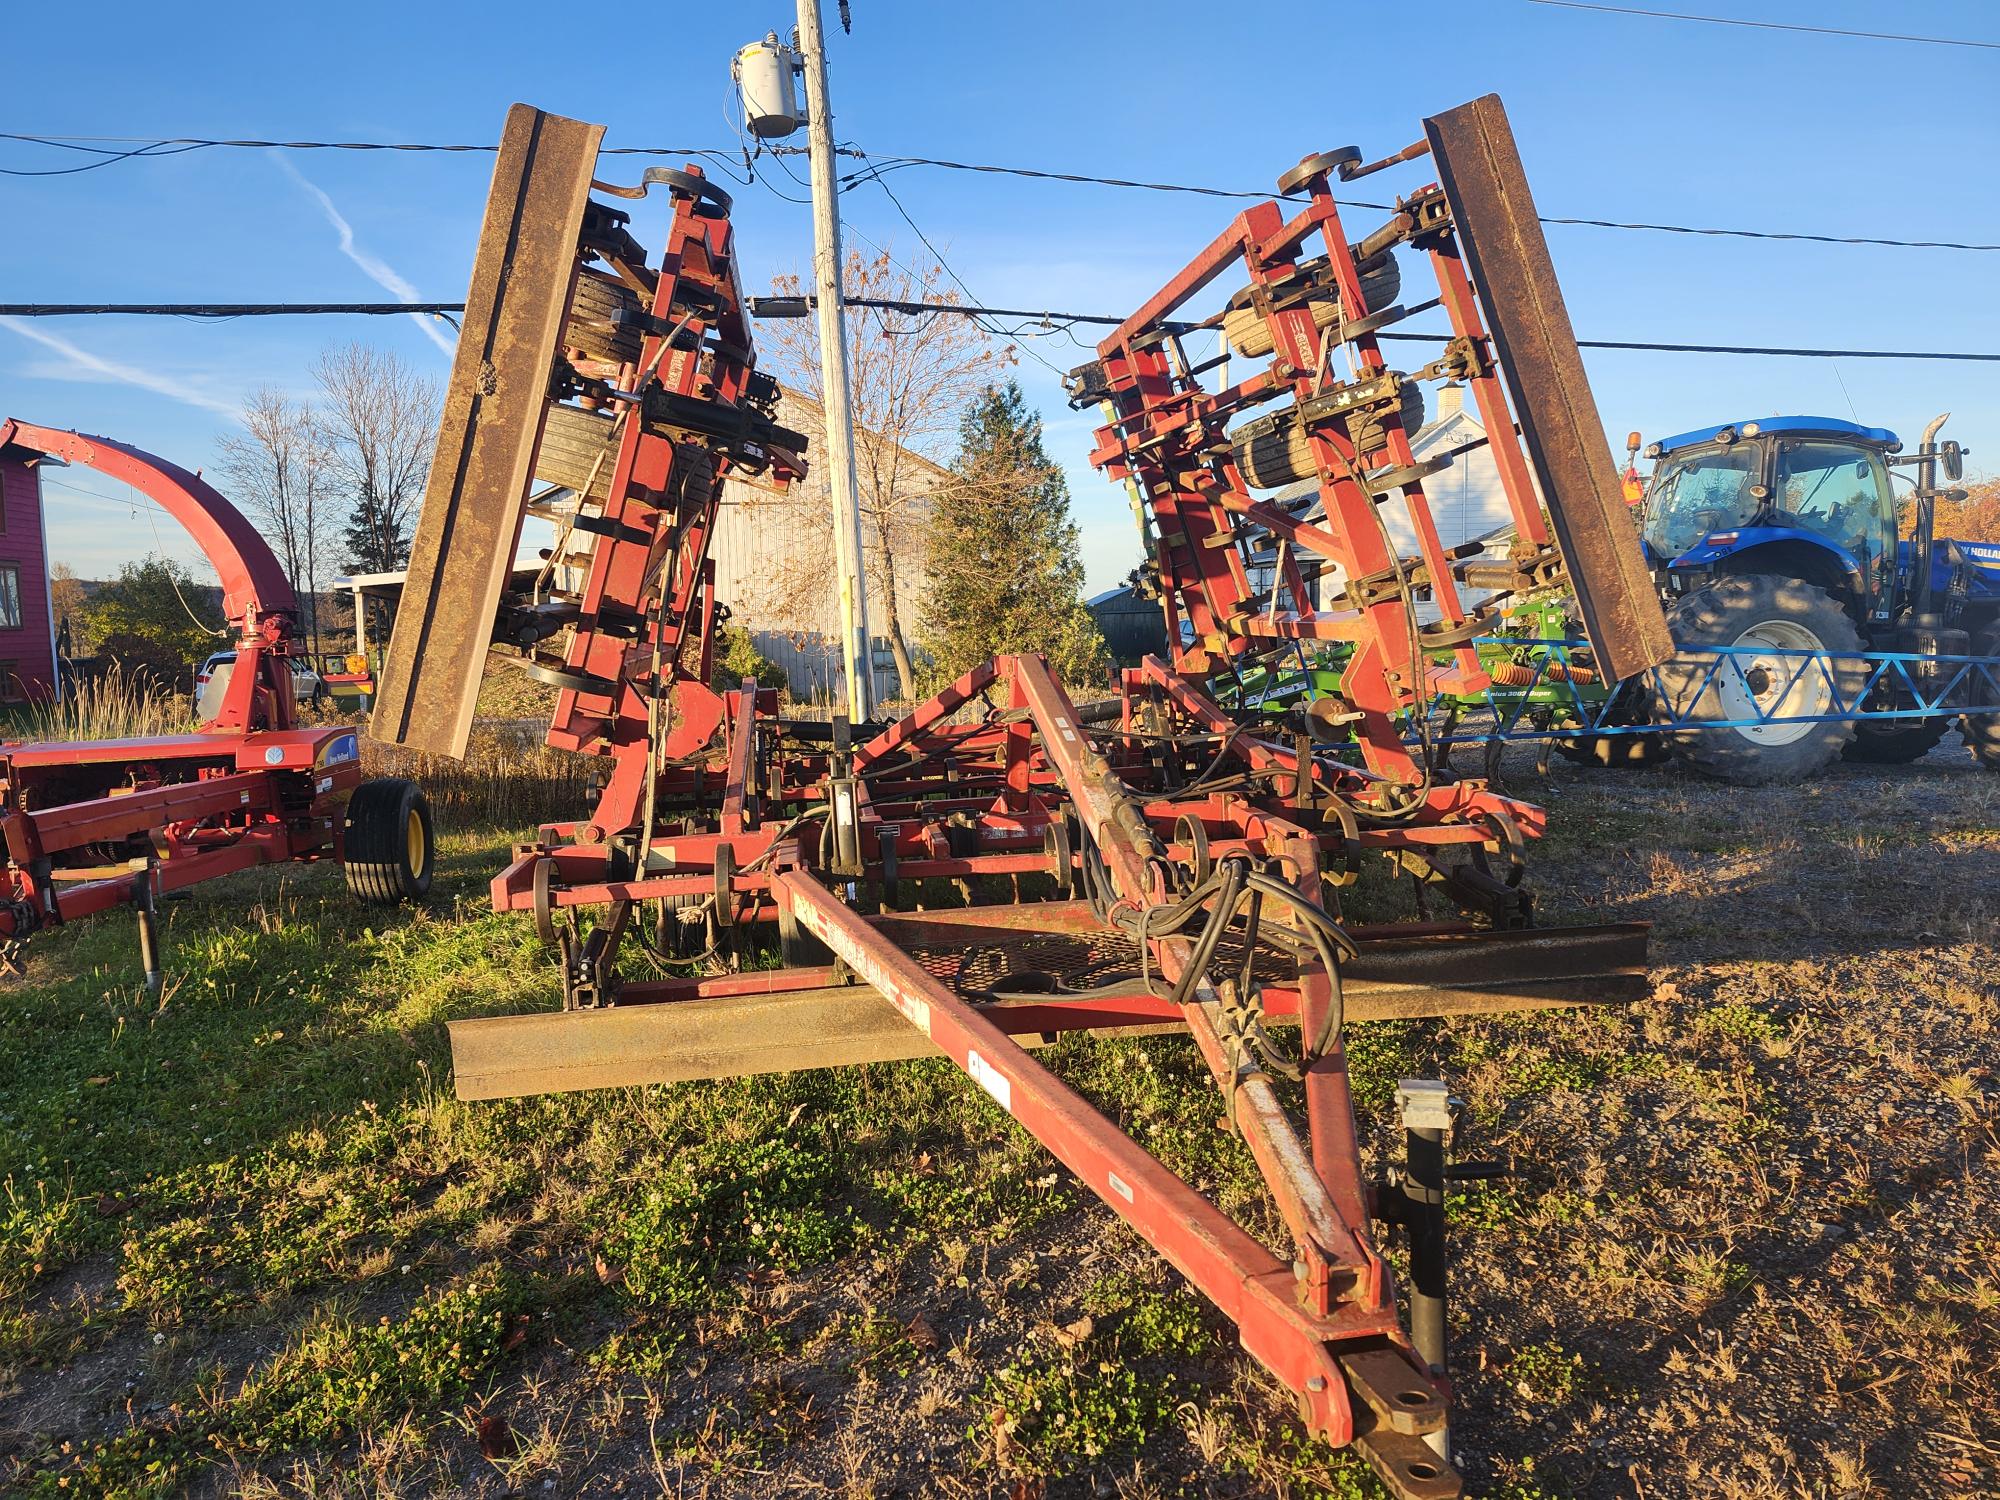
top-left (756, 250), bottom-right (1009, 696)
top-left (313, 343), bottom-right (440, 577)
top-left (216, 388), bottom-right (337, 649)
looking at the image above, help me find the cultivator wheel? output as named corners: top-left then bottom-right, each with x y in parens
top-left (534, 403), bottom-right (621, 502)
top-left (1221, 252), bottom-right (1402, 359)
top-left (564, 271), bottom-right (642, 367)
top-left (1233, 381), bottom-right (1428, 490)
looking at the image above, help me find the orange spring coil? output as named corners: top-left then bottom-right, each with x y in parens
top-left (1489, 660), bottom-right (1597, 686)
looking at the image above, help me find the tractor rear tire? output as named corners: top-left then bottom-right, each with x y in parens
top-left (344, 777), bottom-right (435, 906)
top-left (1552, 733), bottom-right (1671, 769)
top-left (1961, 626), bottom-right (2000, 770)
top-left (1652, 574), bottom-right (1865, 785)
top-left (1842, 717), bottom-right (1951, 764)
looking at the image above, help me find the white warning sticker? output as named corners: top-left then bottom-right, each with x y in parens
top-left (891, 991), bottom-right (933, 1037)
top-left (966, 1049), bottom-right (1013, 1112)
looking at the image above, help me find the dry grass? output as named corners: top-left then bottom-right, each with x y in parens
top-left (14, 668), bottom-right (194, 742)
top-left (363, 726), bottom-right (594, 832)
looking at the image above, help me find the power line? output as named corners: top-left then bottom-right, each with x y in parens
top-left (4, 130), bottom-right (1992, 253)
top-left (849, 160), bottom-right (1069, 375)
top-left (1523, 0), bottom-right (2000, 51)
top-left (8, 300), bottom-right (1999, 364)
top-left (0, 132), bottom-right (750, 180)
top-left (0, 303), bottom-right (462, 317)
top-left (839, 151), bottom-right (1304, 204)
top-left (1533, 216), bottom-right (2000, 253)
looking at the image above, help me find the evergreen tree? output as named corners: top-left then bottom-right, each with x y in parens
top-left (922, 382), bottom-right (1109, 686)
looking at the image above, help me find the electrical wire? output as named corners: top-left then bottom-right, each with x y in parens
top-left (1522, 0), bottom-right (2000, 51)
top-left (0, 131), bottom-right (751, 179)
top-left (8, 302), bottom-right (1997, 366)
top-left (850, 155), bottom-right (1068, 376)
top-left (8, 130), bottom-right (1991, 254)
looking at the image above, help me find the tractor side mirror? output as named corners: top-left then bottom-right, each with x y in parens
top-left (1942, 440), bottom-right (1964, 482)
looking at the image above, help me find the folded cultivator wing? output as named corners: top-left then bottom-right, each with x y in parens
top-left (388, 98), bottom-right (1665, 1497)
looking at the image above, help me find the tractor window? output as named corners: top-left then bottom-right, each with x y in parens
top-left (1642, 443), bottom-right (1761, 559)
top-left (1773, 440), bottom-right (1893, 576)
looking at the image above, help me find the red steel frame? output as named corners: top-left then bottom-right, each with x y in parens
top-left (0, 424), bottom-right (362, 949)
top-left (1078, 157), bottom-right (1560, 793)
top-left (407, 97), bottom-right (1669, 1500)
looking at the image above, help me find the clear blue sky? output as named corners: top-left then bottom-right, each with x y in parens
top-left (3, 0), bottom-right (1997, 595)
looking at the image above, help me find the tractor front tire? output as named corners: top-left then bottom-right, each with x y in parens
top-left (1961, 626), bottom-right (2000, 770)
top-left (345, 777), bottom-right (435, 906)
top-left (1652, 574), bottom-right (1865, 785)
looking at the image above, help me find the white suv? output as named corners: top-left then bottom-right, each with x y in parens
top-left (195, 651), bottom-right (328, 717)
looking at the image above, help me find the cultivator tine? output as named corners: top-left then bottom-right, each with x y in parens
top-left (371, 105), bottom-right (603, 757)
top-left (1423, 95), bottom-right (1672, 682)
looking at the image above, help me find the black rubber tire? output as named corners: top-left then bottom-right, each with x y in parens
top-left (535, 404), bottom-right (717, 512)
top-left (565, 272), bottom-right (642, 366)
top-left (536, 404), bottom-right (621, 502)
top-left (1961, 625), bottom-right (2000, 770)
top-left (1651, 574), bottom-right (1866, 785)
top-left (1842, 717), bottom-right (1951, 764)
top-left (344, 777), bottom-right (435, 906)
top-left (1552, 733), bottom-right (1671, 769)
top-left (1223, 253), bottom-right (1401, 359)
top-left (1234, 381), bottom-right (1427, 489)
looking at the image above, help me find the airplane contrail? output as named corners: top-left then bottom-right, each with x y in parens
top-left (0, 317), bottom-right (240, 418)
top-left (274, 156), bottom-right (458, 359)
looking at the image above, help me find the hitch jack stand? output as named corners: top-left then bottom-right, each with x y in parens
top-left (1396, 1078), bottom-right (1453, 1461)
top-left (132, 869), bottom-right (163, 996)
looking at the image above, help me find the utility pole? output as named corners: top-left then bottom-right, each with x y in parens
top-left (795, 0), bottom-right (875, 721)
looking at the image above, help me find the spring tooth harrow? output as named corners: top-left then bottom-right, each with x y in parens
top-left (382, 98), bottom-right (1669, 1497)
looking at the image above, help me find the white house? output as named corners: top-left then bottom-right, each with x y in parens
top-left (1246, 383), bottom-right (1526, 615)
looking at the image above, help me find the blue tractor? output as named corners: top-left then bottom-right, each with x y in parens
top-left (1637, 414), bottom-right (2000, 782)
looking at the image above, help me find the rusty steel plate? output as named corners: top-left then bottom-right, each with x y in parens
top-left (1424, 94), bottom-right (1672, 682)
top-left (448, 920), bottom-right (1649, 1100)
top-left (371, 104), bottom-right (603, 756)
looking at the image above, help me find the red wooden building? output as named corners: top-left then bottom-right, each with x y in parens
top-left (0, 438), bottom-right (64, 702)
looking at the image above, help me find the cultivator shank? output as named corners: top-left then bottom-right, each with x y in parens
top-left (394, 98), bottom-right (1666, 1497)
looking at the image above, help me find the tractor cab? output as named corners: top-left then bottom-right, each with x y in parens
top-left (1639, 417), bottom-right (1903, 621)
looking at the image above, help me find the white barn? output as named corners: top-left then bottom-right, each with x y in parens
top-left (707, 391), bottom-right (949, 704)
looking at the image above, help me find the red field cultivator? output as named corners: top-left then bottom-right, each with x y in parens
top-left (383, 98), bottom-right (1670, 1496)
top-left (0, 423), bottom-right (433, 983)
